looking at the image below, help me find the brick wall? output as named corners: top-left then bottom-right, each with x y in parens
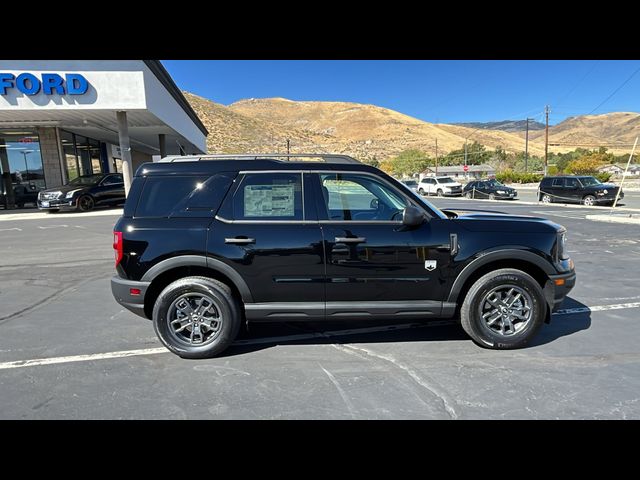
top-left (38, 127), bottom-right (63, 188)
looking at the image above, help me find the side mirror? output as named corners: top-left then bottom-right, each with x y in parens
top-left (402, 206), bottom-right (425, 226)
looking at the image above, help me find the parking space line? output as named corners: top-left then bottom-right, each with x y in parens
top-left (2, 302), bottom-right (640, 371)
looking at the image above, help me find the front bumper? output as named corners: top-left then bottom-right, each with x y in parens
top-left (442, 189), bottom-right (463, 197)
top-left (545, 270), bottom-right (577, 312)
top-left (111, 276), bottom-right (151, 319)
top-left (494, 191), bottom-right (518, 199)
top-left (37, 198), bottom-right (77, 210)
top-left (595, 191), bottom-right (623, 204)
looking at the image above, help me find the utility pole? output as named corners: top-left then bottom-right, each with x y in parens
top-left (524, 117), bottom-right (529, 173)
top-left (544, 105), bottom-right (550, 176)
top-left (435, 139), bottom-right (439, 176)
top-left (286, 139), bottom-right (290, 155)
top-left (464, 141), bottom-right (468, 180)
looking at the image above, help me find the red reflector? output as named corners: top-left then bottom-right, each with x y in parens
top-left (113, 231), bottom-right (123, 267)
top-left (130, 288), bottom-right (141, 296)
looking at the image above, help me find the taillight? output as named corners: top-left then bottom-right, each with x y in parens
top-left (113, 231), bottom-right (123, 266)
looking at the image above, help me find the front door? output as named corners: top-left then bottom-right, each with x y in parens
top-left (315, 172), bottom-right (452, 320)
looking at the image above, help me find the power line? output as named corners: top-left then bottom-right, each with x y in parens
top-left (588, 64), bottom-right (640, 115)
top-left (554, 60), bottom-right (599, 106)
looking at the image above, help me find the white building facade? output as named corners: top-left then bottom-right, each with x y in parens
top-left (0, 60), bottom-right (207, 193)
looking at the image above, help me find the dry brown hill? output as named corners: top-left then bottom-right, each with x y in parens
top-left (528, 112), bottom-right (640, 154)
top-left (185, 92), bottom-right (639, 161)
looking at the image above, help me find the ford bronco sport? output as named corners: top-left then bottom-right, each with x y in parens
top-left (111, 154), bottom-right (576, 358)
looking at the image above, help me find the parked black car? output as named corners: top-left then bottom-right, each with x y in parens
top-left (111, 154), bottom-right (575, 358)
top-left (463, 179), bottom-right (518, 200)
top-left (538, 175), bottom-right (624, 206)
top-left (37, 173), bottom-right (125, 212)
top-left (0, 182), bottom-right (39, 209)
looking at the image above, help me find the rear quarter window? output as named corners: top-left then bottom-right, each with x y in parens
top-left (134, 173), bottom-right (235, 218)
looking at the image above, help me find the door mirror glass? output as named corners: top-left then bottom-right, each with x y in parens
top-left (402, 206), bottom-right (425, 226)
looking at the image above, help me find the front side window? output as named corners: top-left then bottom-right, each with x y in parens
top-left (233, 173), bottom-right (303, 221)
top-left (579, 176), bottom-right (601, 187)
top-left (320, 172), bottom-right (408, 221)
top-left (437, 177), bottom-right (456, 184)
top-left (101, 174), bottom-right (123, 186)
top-left (565, 178), bottom-right (579, 188)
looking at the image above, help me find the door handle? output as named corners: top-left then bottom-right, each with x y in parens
top-left (335, 237), bottom-right (366, 244)
top-left (225, 237), bottom-right (255, 245)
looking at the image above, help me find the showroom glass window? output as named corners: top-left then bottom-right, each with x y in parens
top-left (0, 130), bottom-right (46, 189)
top-left (61, 130), bottom-right (104, 180)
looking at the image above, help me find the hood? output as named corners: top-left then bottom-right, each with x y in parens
top-left (41, 184), bottom-right (94, 194)
top-left (442, 209), bottom-right (561, 233)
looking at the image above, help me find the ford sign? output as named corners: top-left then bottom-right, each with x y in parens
top-left (0, 73), bottom-right (89, 95)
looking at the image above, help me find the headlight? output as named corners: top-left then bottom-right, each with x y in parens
top-left (65, 189), bottom-right (82, 199)
top-left (558, 232), bottom-right (569, 260)
top-left (603, 189), bottom-right (608, 194)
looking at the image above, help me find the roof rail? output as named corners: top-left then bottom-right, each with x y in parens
top-left (158, 153), bottom-right (361, 164)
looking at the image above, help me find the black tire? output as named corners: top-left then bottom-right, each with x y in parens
top-left (582, 195), bottom-right (596, 207)
top-left (152, 276), bottom-right (241, 359)
top-left (77, 194), bottom-right (95, 212)
top-left (418, 188), bottom-right (425, 195)
top-left (464, 191), bottom-right (472, 199)
top-left (437, 189), bottom-right (443, 197)
top-left (460, 268), bottom-right (546, 350)
top-left (488, 193), bottom-right (496, 200)
top-left (540, 193), bottom-right (552, 204)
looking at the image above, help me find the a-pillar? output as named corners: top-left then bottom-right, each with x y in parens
top-left (116, 111), bottom-right (133, 196)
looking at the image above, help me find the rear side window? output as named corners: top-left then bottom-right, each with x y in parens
top-left (552, 178), bottom-right (564, 187)
top-left (135, 173), bottom-right (235, 218)
top-left (231, 173), bottom-right (303, 221)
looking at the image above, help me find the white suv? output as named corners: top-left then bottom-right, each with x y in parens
top-left (418, 176), bottom-right (463, 197)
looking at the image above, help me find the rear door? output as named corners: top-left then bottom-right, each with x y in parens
top-left (315, 171), bottom-right (451, 319)
top-left (208, 171), bottom-right (325, 320)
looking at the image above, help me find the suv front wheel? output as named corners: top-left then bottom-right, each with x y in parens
top-left (152, 276), bottom-right (241, 358)
top-left (460, 268), bottom-right (545, 349)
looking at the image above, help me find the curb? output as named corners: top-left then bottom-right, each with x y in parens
top-left (430, 195), bottom-right (640, 213)
top-left (585, 214), bottom-right (640, 225)
top-left (0, 209), bottom-right (123, 222)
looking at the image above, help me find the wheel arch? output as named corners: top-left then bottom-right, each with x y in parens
top-left (447, 250), bottom-right (554, 309)
top-left (141, 255), bottom-right (253, 319)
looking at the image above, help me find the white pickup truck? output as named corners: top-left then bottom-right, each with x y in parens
top-left (418, 176), bottom-right (463, 197)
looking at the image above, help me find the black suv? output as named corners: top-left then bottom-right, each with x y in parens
top-left (463, 179), bottom-right (517, 200)
top-left (538, 175), bottom-right (623, 206)
top-left (111, 154), bottom-right (576, 358)
top-left (38, 173), bottom-right (125, 212)
top-left (1, 182), bottom-right (39, 208)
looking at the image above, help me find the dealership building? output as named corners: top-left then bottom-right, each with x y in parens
top-left (0, 60), bottom-right (208, 196)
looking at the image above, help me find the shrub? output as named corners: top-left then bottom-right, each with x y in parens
top-left (595, 172), bottom-right (612, 183)
top-left (496, 170), bottom-right (544, 184)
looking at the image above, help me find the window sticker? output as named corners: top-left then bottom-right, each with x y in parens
top-left (244, 184), bottom-right (295, 217)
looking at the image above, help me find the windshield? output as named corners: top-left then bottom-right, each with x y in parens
top-left (579, 176), bottom-right (602, 187)
top-left (402, 180), bottom-right (418, 186)
top-left (68, 175), bottom-right (104, 186)
top-left (486, 179), bottom-right (504, 187)
top-left (437, 177), bottom-right (456, 184)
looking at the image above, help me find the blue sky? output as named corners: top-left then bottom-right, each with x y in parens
top-left (162, 60), bottom-right (640, 125)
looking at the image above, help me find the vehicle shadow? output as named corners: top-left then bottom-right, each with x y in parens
top-left (217, 296), bottom-right (590, 357)
top-left (530, 296), bottom-right (591, 347)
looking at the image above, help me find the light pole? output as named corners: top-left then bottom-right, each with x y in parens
top-left (20, 149), bottom-right (33, 185)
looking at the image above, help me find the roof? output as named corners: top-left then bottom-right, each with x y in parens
top-left (143, 61), bottom-right (208, 137)
top-left (136, 155), bottom-right (376, 177)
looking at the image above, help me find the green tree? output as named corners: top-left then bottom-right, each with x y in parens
top-left (387, 149), bottom-right (433, 176)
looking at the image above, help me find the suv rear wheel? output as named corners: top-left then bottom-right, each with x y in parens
top-left (152, 276), bottom-right (241, 358)
top-left (460, 268), bottom-right (545, 349)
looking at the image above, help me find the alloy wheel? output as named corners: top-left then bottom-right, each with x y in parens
top-left (167, 293), bottom-right (223, 346)
top-left (478, 285), bottom-right (533, 336)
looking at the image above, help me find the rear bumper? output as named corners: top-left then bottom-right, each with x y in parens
top-left (111, 276), bottom-right (151, 319)
top-left (546, 270), bottom-right (577, 312)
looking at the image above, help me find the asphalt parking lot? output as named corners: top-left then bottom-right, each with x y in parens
top-left (1, 199), bottom-right (640, 419)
